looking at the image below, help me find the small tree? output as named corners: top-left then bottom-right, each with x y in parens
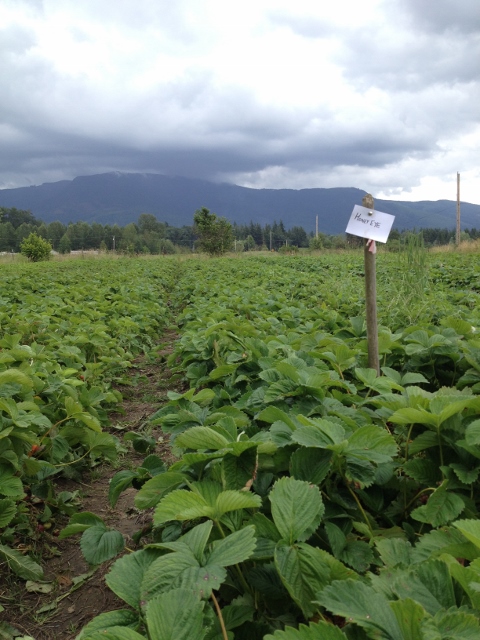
top-left (193, 207), bottom-right (233, 256)
top-left (20, 232), bottom-right (52, 261)
top-left (244, 235), bottom-right (256, 251)
top-left (309, 235), bottom-right (323, 251)
top-left (58, 233), bottom-right (71, 254)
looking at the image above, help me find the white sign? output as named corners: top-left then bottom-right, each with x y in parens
top-left (345, 205), bottom-right (395, 243)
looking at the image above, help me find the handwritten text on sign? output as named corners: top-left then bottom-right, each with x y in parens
top-left (345, 205), bottom-right (395, 243)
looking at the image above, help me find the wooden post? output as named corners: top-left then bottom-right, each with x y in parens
top-left (362, 193), bottom-right (380, 374)
top-left (456, 172), bottom-right (461, 246)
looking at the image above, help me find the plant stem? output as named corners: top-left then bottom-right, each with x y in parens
top-left (404, 424), bottom-right (414, 463)
top-left (211, 591), bottom-right (229, 640)
top-left (39, 416), bottom-right (70, 444)
top-left (403, 423), bottom-right (415, 510)
top-left (437, 428), bottom-right (444, 471)
top-left (404, 487), bottom-right (435, 512)
top-left (216, 520), bottom-right (252, 596)
top-left (345, 483), bottom-right (374, 537)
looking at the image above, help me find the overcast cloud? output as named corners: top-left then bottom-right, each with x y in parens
top-left (1, 0), bottom-right (479, 203)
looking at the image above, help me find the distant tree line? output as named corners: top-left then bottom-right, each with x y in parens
top-left (0, 206), bottom-right (477, 255)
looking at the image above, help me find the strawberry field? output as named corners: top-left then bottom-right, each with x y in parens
top-left (4, 251), bottom-right (480, 639)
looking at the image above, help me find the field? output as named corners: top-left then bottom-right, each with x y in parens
top-left (3, 250), bottom-right (480, 639)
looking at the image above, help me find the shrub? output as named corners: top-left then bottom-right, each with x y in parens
top-left (20, 232), bottom-right (52, 261)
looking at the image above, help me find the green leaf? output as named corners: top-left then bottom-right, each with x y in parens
top-left (453, 519), bottom-right (480, 550)
top-left (450, 462), bottom-right (479, 484)
top-left (389, 407), bottom-right (438, 427)
top-left (324, 522), bottom-right (346, 558)
top-left (221, 599), bottom-right (255, 630)
top-left (154, 490), bottom-right (211, 526)
top-left (375, 538), bottom-right (413, 568)
top-left (84, 628), bottom-right (145, 640)
top-left (193, 479), bottom-right (222, 506)
top-left (390, 598), bottom-right (426, 640)
top-left (289, 448), bottom-right (332, 485)
top-left (141, 454), bottom-right (167, 476)
top-left (135, 472), bottom-right (185, 509)
top-left (408, 430), bottom-right (440, 454)
top-left (171, 564), bottom-right (227, 599)
top-left (316, 579), bottom-right (403, 640)
top-left (269, 477), bottom-right (324, 544)
top-left (0, 499), bottom-right (16, 527)
top-left (176, 426), bottom-right (231, 450)
top-left (264, 621), bottom-right (347, 639)
top-left (465, 419), bottom-right (480, 446)
top-left (78, 411), bottom-right (102, 432)
top-left (341, 540), bottom-right (374, 573)
top-left (214, 490), bottom-right (261, 519)
top-left (249, 513), bottom-right (282, 542)
top-left (80, 525), bottom-right (125, 564)
top-left (59, 512), bottom-right (105, 538)
top-left (77, 609), bottom-right (139, 639)
top-left (412, 525), bottom-right (479, 563)
top-left (208, 526), bottom-right (256, 566)
top-left (209, 364), bottom-right (239, 380)
top-left (108, 470), bottom-right (137, 508)
top-left (0, 544), bottom-right (43, 580)
top-left (106, 549), bottom-right (160, 609)
top-left (141, 551), bottom-right (199, 601)
top-left (345, 458), bottom-right (376, 488)
top-left (180, 520), bottom-right (213, 563)
top-left (0, 467), bottom-right (24, 498)
top-left (85, 431), bottom-right (117, 458)
top-left (433, 609), bottom-right (480, 639)
top-left (222, 448), bottom-right (257, 490)
top-left (0, 369), bottom-right (33, 391)
top-left (192, 389), bottom-right (216, 405)
top-left (274, 542), bottom-right (331, 618)
top-left (442, 555), bottom-right (480, 610)
top-left (411, 482), bottom-right (465, 527)
top-left (345, 425), bottom-right (397, 463)
top-left (403, 458), bottom-right (441, 485)
top-left (391, 559), bottom-right (456, 615)
top-left (247, 563), bottom-right (287, 599)
top-left (146, 588), bottom-right (206, 640)
top-left (355, 367), bottom-right (403, 393)
top-left (256, 406), bottom-right (298, 428)
top-left (291, 420), bottom-right (345, 448)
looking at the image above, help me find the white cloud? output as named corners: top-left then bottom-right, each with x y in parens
top-left (0, 0), bottom-right (478, 204)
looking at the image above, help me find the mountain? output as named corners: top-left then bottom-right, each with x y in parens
top-left (0, 172), bottom-right (479, 234)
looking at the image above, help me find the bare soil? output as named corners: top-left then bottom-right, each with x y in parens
top-left (0, 332), bottom-right (184, 639)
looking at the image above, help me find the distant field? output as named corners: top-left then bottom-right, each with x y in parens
top-left (3, 252), bottom-right (480, 638)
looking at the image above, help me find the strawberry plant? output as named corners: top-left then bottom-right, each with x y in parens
top-left (20, 252), bottom-right (480, 638)
top-left (0, 257), bottom-right (177, 585)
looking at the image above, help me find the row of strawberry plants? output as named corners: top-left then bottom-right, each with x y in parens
top-left (75, 254), bottom-right (480, 639)
top-left (0, 257), bottom-right (177, 584)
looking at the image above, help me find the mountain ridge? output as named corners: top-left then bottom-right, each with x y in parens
top-left (0, 172), bottom-right (478, 234)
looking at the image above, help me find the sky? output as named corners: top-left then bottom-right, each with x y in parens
top-left (1, 0), bottom-right (479, 204)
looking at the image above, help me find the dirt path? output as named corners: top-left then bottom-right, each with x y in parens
top-left (0, 332), bottom-right (183, 639)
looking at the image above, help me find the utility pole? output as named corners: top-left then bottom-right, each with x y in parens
top-left (456, 172), bottom-right (461, 246)
top-left (112, 236), bottom-right (115, 252)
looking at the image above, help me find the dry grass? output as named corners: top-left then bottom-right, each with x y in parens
top-left (430, 240), bottom-right (480, 253)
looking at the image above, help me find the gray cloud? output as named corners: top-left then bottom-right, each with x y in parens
top-left (0, 0), bottom-right (478, 203)
top-left (397, 0), bottom-right (480, 34)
